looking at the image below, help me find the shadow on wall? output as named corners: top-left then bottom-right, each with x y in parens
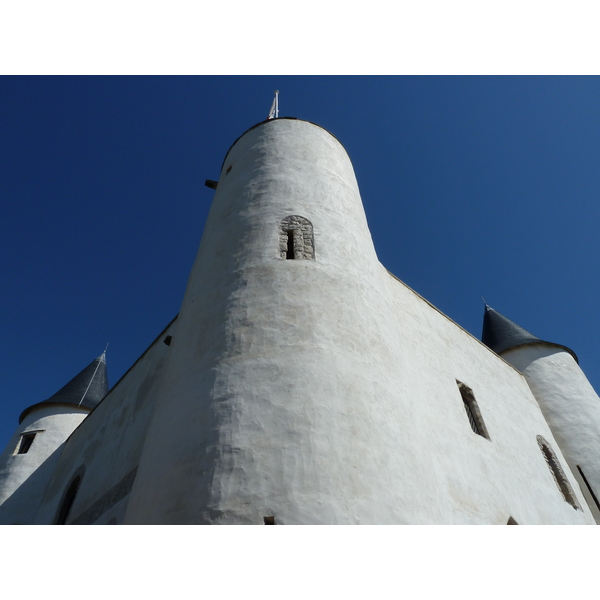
top-left (0, 443), bottom-right (66, 525)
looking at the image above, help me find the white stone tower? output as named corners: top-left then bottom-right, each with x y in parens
top-left (123, 118), bottom-right (593, 524)
top-left (482, 306), bottom-right (600, 522)
top-left (124, 117), bottom-right (392, 523)
top-left (0, 353), bottom-right (107, 524)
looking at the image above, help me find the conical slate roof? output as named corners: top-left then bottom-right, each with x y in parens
top-left (19, 353), bottom-right (109, 423)
top-left (481, 305), bottom-right (577, 362)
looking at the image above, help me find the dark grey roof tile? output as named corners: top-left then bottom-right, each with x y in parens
top-left (481, 305), bottom-right (577, 362)
top-left (19, 353), bottom-right (108, 423)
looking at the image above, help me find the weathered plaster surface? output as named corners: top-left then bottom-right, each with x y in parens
top-left (123, 119), bottom-right (592, 524)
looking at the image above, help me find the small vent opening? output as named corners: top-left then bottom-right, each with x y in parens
top-left (163, 335), bottom-right (172, 346)
top-left (264, 516), bottom-right (275, 525)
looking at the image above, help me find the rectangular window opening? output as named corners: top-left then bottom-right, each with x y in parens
top-left (457, 381), bottom-right (490, 440)
top-left (264, 516), bottom-right (275, 525)
top-left (285, 230), bottom-right (295, 259)
top-left (17, 432), bottom-right (36, 454)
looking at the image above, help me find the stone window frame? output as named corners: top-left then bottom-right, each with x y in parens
top-left (536, 435), bottom-right (581, 511)
top-left (279, 216), bottom-right (315, 260)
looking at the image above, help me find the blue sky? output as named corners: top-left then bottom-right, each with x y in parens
top-left (2, 75), bottom-right (600, 449)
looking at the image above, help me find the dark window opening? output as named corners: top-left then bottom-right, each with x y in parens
top-left (17, 432), bottom-right (36, 454)
top-left (537, 436), bottom-right (581, 510)
top-left (456, 381), bottom-right (490, 440)
top-left (163, 335), bottom-right (172, 346)
top-left (55, 473), bottom-right (83, 525)
top-left (464, 400), bottom-right (481, 435)
top-left (286, 230), bottom-right (295, 259)
top-left (264, 516), bottom-right (275, 525)
top-left (577, 465), bottom-right (600, 512)
top-left (507, 517), bottom-right (518, 525)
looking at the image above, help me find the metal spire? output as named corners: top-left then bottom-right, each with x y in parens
top-left (268, 90), bottom-right (279, 119)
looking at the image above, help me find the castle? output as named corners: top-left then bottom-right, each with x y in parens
top-left (1, 117), bottom-right (599, 524)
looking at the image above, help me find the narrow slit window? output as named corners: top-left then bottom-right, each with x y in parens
top-left (16, 432), bottom-right (36, 454)
top-left (456, 381), bottom-right (490, 440)
top-left (537, 436), bottom-right (581, 510)
top-left (286, 230), bottom-right (295, 259)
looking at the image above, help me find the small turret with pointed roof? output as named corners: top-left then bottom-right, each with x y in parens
top-left (0, 351), bottom-right (109, 523)
top-left (482, 304), bottom-right (577, 362)
top-left (19, 352), bottom-right (109, 424)
top-left (482, 303), bottom-right (600, 522)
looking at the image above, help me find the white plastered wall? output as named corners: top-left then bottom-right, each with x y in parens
top-left (0, 405), bottom-right (89, 524)
top-left (124, 119), bottom-right (593, 524)
top-left (501, 345), bottom-right (600, 522)
top-left (379, 274), bottom-right (593, 523)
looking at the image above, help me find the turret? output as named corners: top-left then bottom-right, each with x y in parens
top-left (482, 305), bottom-right (600, 522)
top-left (124, 117), bottom-right (391, 524)
top-left (0, 352), bottom-right (108, 524)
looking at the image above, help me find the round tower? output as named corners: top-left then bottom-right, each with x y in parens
top-left (125, 117), bottom-right (408, 524)
top-left (0, 353), bottom-right (108, 523)
top-left (482, 306), bottom-right (600, 521)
